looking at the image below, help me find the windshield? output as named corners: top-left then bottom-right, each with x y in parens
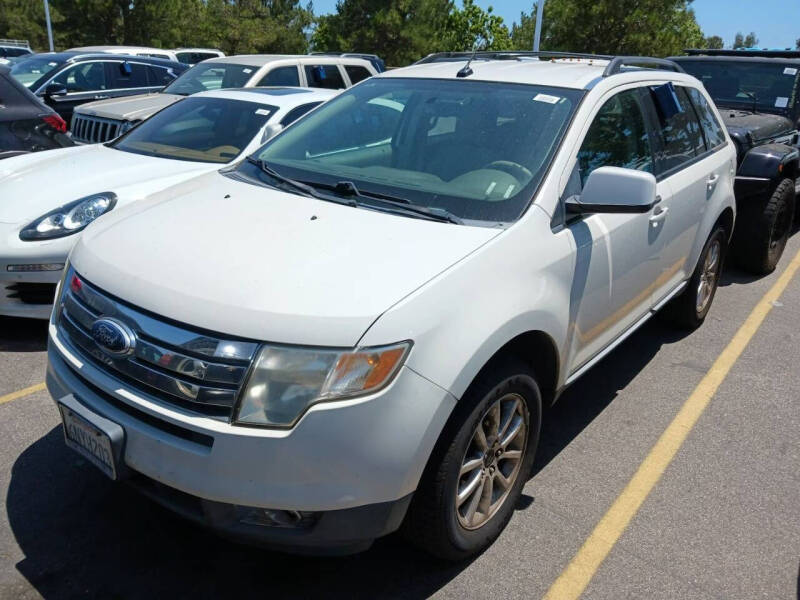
top-left (112, 96), bottom-right (276, 163)
top-left (677, 60), bottom-right (799, 112)
top-left (163, 62), bottom-right (258, 96)
top-left (10, 56), bottom-right (64, 89)
top-left (248, 78), bottom-right (581, 223)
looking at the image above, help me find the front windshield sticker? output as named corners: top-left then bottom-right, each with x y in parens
top-left (533, 93), bottom-right (561, 104)
top-left (783, 67), bottom-right (798, 76)
top-left (243, 68), bottom-right (253, 73)
top-left (255, 108), bottom-right (271, 115)
top-left (775, 97), bottom-right (789, 108)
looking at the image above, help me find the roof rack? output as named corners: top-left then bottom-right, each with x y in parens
top-left (0, 38), bottom-right (30, 49)
top-left (684, 48), bottom-right (800, 59)
top-left (416, 51), bottom-right (685, 77)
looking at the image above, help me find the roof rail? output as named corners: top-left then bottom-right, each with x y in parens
top-left (684, 48), bottom-right (800, 59)
top-left (0, 38), bottom-right (30, 49)
top-left (602, 56), bottom-right (685, 76)
top-left (415, 50), bottom-right (614, 64)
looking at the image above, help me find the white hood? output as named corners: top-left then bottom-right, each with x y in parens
top-left (71, 171), bottom-right (500, 346)
top-left (0, 145), bottom-right (214, 224)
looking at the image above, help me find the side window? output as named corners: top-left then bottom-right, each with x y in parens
top-left (684, 86), bottom-right (726, 149)
top-left (52, 62), bottom-right (107, 92)
top-left (258, 66), bottom-right (300, 87)
top-left (304, 64), bottom-right (345, 90)
top-left (652, 85), bottom-right (707, 173)
top-left (576, 89), bottom-right (655, 186)
top-left (107, 62), bottom-right (149, 89)
top-left (280, 102), bottom-right (322, 127)
top-left (147, 65), bottom-right (176, 86)
top-left (345, 65), bottom-right (372, 85)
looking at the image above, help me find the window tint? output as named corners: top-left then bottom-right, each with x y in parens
top-left (52, 62), bottom-right (107, 92)
top-left (577, 89), bottom-right (654, 186)
top-left (147, 65), bottom-right (176, 86)
top-left (258, 66), bottom-right (300, 87)
top-left (114, 97), bottom-right (276, 163)
top-left (684, 86), bottom-right (726, 149)
top-left (304, 64), bottom-right (345, 89)
top-left (653, 85), bottom-right (707, 173)
top-left (176, 52), bottom-right (217, 65)
top-left (5, 47), bottom-right (30, 57)
top-left (280, 102), bottom-right (322, 127)
top-left (107, 62), bottom-right (149, 89)
top-left (345, 65), bottom-right (371, 84)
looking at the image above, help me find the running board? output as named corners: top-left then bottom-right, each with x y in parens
top-left (565, 281), bottom-right (688, 386)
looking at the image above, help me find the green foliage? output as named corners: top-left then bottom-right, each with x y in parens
top-left (733, 31), bottom-right (758, 49)
top-left (0, 0), bottom-right (311, 54)
top-left (510, 0), bottom-right (705, 57)
top-left (703, 35), bottom-right (724, 50)
top-left (440, 0), bottom-right (510, 52)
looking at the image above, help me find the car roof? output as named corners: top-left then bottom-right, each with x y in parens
top-left (672, 55), bottom-right (800, 65)
top-left (203, 54), bottom-right (373, 68)
top-left (69, 45), bottom-right (172, 53)
top-left (194, 87), bottom-right (338, 106)
top-left (381, 56), bottom-right (694, 90)
top-left (16, 51), bottom-right (184, 67)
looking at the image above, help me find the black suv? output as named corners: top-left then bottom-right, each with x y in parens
top-left (672, 49), bottom-right (800, 273)
top-left (8, 52), bottom-right (189, 121)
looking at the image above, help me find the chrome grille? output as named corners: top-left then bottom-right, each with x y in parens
top-left (55, 268), bottom-right (258, 418)
top-left (71, 114), bottom-right (125, 144)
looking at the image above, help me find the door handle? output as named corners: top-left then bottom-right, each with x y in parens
top-left (649, 205), bottom-right (669, 227)
top-left (93, 95), bottom-right (109, 100)
top-left (706, 173), bottom-right (719, 191)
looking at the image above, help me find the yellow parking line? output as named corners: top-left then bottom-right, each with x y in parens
top-left (0, 382), bottom-right (46, 406)
top-left (544, 246), bottom-right (800, 600)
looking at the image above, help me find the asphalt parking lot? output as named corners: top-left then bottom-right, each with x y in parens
top-left (0, 232), bottom-right (798, 600)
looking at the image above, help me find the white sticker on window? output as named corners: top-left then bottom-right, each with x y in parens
top-left (783, 67), bottom-right (797, 76)
top-left (775, 97), bottom-right (789, 108)
top-left (243, 68), bottom-right (252, 74)
top-left (533, 93), bottom-right (561, 104)
top-left (255, 108), bottom-right (271, 116)
top-left (48, 62), bottom-right (57, 66)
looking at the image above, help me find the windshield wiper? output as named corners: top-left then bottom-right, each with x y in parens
top-left (308, 179), bottom-right (463, 225)
top-left (246, 157), bottom-right (356, 207)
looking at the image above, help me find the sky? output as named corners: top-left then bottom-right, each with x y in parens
top-left (311, 0), bottom-right (800, 50)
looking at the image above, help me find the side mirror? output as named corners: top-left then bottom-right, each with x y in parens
top-left (44, 82), bottom-right (67, 98)
top-left (566, 166), bottom-right (657, 214)
top-left (261, 123), bottom-right (283, 142)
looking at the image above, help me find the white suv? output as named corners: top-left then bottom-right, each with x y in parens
top-left (46, 52), bottom-right (736, 558)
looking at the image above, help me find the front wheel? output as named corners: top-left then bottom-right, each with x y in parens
top-left (662, 225), bottom-right (727, 330)
top-left (402, 359), bottom-right (541, 560)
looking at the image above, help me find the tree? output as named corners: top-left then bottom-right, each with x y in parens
top-left (703, 35), bottom-right (724, 49)
top-left (311, 0), bottom-right (452, 66)
top-left (796, 37), bottom-right (800, 50)
top-left (733, 31), bottom-right (758, 49)
top-left (509, 0), bottom-right (705, 57)
top-left (510, 9), bottom-right (535, 50)
top-left (440, 0), bottom-right (510, 52)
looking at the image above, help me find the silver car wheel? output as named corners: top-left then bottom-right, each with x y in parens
top-left (455, 393), bottom-right (527, 530)
top-left (696, 239), bottom-right (721, 315)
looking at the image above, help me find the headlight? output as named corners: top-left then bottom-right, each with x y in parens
top-left (235, 341), bottom-right (411, 427)
top-left (20, 192), bottom-right (117, 241)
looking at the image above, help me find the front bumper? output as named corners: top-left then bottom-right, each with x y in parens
top-left (46, 327), bottom-right (456, 551)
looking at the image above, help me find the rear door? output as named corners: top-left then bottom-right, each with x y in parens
top-left (104, 61), bottom-right (160, 96)
top-left (644, 84), bottom-right (728, 305)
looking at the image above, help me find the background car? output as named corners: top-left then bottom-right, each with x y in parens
top-left (8, 52), bottom-right (188, 121)
top-left (0, 65), bottom-right (73, 159)
top-left (67, 45), bottom-right (183, 63)
top-left (0, 39), bottom-right (33, 61)
top-left (672, 49), bottom-right (800, 273)
top-left (70, 54), bottom-right (377, 144)
top-left (0, 86), bottom-right (336, 319)
top-left (172, 48), bottom-right (226, 65)
top-left (309, 51), bottom-right (386, 72)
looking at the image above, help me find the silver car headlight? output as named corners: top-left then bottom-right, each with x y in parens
top-left (20, 192), bottom-right (117, 241)
top-left (235, 341), bottom-right (412, 428)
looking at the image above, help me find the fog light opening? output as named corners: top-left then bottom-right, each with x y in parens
top-left (236, 506), bottom-right (318, 529)
top-left (7, 263), bottom-right (65, 272)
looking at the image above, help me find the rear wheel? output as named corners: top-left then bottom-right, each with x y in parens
top-left (402, 359), bottom-right (541, 560)
top-left (662, 225), bottom-right (726, 330)
top-left (733, 178), bottom-right (794, 274)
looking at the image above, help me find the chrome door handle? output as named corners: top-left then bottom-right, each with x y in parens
top-left (706, 173), bottom-right (719, 190)
top-left (649, 205), bottom-right (669, 227)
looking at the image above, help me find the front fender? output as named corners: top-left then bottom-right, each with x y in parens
top-left (735, 143), bottom-right (799, 201)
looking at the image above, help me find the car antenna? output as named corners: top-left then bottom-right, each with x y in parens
top-left (457, 46), bottom-right (478, 78)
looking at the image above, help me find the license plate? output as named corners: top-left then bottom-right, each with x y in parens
top-left (59, 404), bottom-right (118, 479)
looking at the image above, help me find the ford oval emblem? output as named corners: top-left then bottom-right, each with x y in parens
top-left (90, 318), bottom-right (136, 356)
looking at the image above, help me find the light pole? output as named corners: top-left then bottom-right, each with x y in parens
top-left (533, 1), bottom-right (545, 52)
top-left (43, 0), bottom-right (54, 51)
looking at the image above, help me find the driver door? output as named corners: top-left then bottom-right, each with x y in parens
top-left (564, 86), bottom-right (672, 373)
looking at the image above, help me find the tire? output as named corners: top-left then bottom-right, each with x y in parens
top-left (402, 358), bottom-right (542, 560)
top-left (662, 225), bottom-right (727, 330)
top-left (733, 177), bottom-right (795, 275)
